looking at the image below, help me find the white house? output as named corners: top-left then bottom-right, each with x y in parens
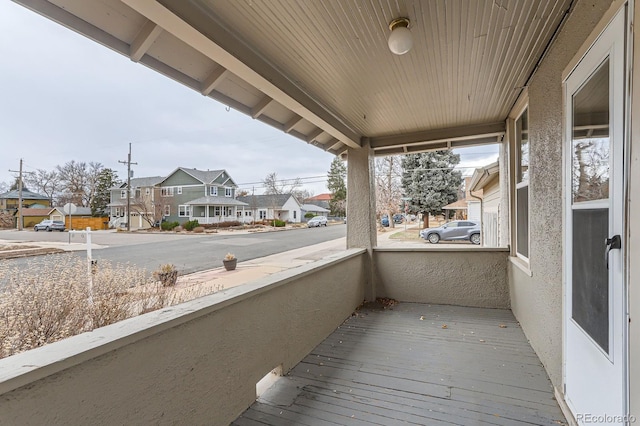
top-left (469, 161), bottom-right (502, 247)
top-left (236, 194), bottom-right (302, 223)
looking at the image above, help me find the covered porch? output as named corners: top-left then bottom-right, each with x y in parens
top-left (4, 0), bottom-right (640, 425)
top-left (236, 303), bottom-right (564, 425)
top-left (187, 196), bottom-right (248, 224)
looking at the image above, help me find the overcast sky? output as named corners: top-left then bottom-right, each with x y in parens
top-left (0, 1), bottom-right (498, 197)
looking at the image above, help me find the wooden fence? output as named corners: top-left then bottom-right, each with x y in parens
top-left (65, 216), bottom-right (109, 230)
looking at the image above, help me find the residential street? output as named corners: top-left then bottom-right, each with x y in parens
top-left (1, 224), bottom-right (346, 275)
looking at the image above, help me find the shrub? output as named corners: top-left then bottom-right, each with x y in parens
top-left (161, 221), bottom-right (179, 231)
top-left (271, 219), bottom-right (286, 227)
top-left (183, 219), bottom-right (200, 231)
top-left (304, 212), bottom-right (315, 219)
top-left (201, 221), bottom-right (242, 229)
top-left (0, 257), bottom-right (212, 359)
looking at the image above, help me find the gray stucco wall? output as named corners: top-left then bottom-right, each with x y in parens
top-left (509, 0), bottom-right (614, 389)
top-left (0, 250), bottom-right (366, 426)
top-left (374, 248), bottom-right (510, 309)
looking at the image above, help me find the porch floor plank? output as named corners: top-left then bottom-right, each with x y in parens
top-left (232, 303), bottom-right (566, 426)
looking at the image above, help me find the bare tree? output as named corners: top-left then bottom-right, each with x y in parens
top-left (375, 156), bottom-right (403, 228)
top-left (56, 160), bottom-right (90, 206)
top-left (24, 169), bottom-right (60, 205)
top-left (0, 181), bottom-right (8, 193)
top-left (130, 187), bottom-right (167, 227)
top-left (262, 172), bottom-right (301, 195)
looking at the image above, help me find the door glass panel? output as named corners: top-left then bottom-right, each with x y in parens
top-left (571, 58), bottom-right (610, 354)
top-left (572, 208), bottom-right (609, 353)
top-left (572, 59), bottom-right (610, 203)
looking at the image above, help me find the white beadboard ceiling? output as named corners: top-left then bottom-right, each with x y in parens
top-left (15, 0), bottom-right (573, 156)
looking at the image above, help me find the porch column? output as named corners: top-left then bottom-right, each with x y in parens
top-left (347, 137), bottom-right (377, 301)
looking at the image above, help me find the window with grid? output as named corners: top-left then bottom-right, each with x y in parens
top-left (225, 187), bottom-right (232, 197)
top-left (163, 205), bottom-right (170, 216)
top-left (210, 186), bottom-right (218, 196)
top-left (178, 205), bottom-right (190, 217)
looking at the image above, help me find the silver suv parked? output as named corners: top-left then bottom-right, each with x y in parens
top-left (419, 220), bottom-right (480, 244)
top-left (34, 220), bottom-right (66, 232)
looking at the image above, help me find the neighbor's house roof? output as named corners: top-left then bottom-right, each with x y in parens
top-left (51, 207), bottom-right (93, 216)
top-left (306, 193), bottom-right (332, 201)
top-left (185, 196), bottom-right (248, 207)
top-left (0, 189), bottom-right (49, 200)
top-left (236, 194), bottom-right (300, 209)
top-left (113, 176), bottom-right (165, 190)
top-left (442, 199), bottom-right (469, 210)
top-left (159, 167), bottom-right (237, 186)
top-left (19, 208), bottom-right (54, 217)
top-left (300, 204), bottom-right (330, 213)
top-left (469, 161), bottom-right (500, 192)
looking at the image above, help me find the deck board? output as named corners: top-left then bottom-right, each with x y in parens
top-left (233, 303), bottom-right (566, 426)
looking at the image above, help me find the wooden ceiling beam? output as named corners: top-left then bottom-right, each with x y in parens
top-left (251, 96), bottom-right (274, 119)
top-left (130, 20), bottom-right (163, 62)
top-left (201, 66), bottom-right (228, 96)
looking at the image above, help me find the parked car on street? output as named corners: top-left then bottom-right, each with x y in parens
top-left (381, 214), bottom-right (404, 227)
top-left (419, 220), bottom-right (480, 244)
top-left (34, 219), bottom-right (66, 232)
top-left (307, 216), bottom-right (328, 227)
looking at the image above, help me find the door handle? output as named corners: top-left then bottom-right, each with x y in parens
top-left (605, 234), bottom-right (621, 269)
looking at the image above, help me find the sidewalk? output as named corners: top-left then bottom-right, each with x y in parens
top-left (173, 237), bottom-right (347, 293)
top-left (178, 224), bottom-right (423, 295)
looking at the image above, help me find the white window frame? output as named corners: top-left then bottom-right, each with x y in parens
top-left (145, 188), bottom-right (151, 195)
top-left (177, 186), bottom-right (182, 195)
top-left (178, 205), bottom-right (191, 217)
top-left (120, 190), bottom-right (127, 199)
top-left (161, 187), bottom-right (174, 197)
top-left (225, 187), bottom-right (232, 197)
top-left (163, 205), bottom-right (171, 217)
top-left (210, 186), bottom-right (218, 196)
top-left (214, 206), bottom-right (221, 216)
top-left (259, 210), bottom-right (266, 219)
top-left (509, 98), bottom-right (531, 268)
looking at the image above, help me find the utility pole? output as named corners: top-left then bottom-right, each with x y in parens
top-left (9, 159), bottom-right (24, 231)
top-left (118, 143), bottom-right (138, 232)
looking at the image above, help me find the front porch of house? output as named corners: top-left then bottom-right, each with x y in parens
top-left (0, 247), bottom-right (553, 426)
top-left (235, 303), bottom-right (565, 426)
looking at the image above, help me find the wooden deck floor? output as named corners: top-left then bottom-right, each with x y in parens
top-left (233, 303), bottom-right (566, 425)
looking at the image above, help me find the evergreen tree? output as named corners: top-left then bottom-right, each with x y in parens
top-left (327, 156), bottom-right (347, 216)
top-left (401, 151), bottom-right (462, 227)
top-left (91, 168), bottom-right (120, 216)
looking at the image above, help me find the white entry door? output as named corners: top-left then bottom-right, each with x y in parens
top-left (563, 7), bottom-right (627, 424)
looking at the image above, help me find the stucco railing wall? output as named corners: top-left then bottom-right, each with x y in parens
top-left (374, 248), bottom-right (510, 309)
top-left (0, 249), bottom-right (366, 426)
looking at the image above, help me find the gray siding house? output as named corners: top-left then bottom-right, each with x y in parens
top-left (158, 167), bottom-right (247, 224)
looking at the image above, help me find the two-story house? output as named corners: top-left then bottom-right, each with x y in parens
top-left (108, 176), bottom-right (164, 229)
top-left (157, 167), bottom-right (247, 224)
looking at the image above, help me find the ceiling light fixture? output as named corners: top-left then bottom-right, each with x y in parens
top-left (388, 17), bottom-right (412, 55)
